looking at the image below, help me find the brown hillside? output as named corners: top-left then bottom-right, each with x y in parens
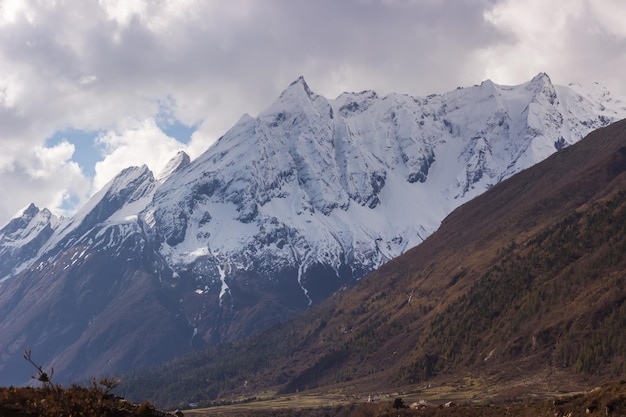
top-left (121, 119), bottom-right (626, 408)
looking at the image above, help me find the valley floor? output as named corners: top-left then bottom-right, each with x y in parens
top-left (181, 380), bottom-right (626, 417)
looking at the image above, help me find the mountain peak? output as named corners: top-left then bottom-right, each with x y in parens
top-left (1, 203), bottom-right (40, 235)
top-left (157, 151), bottom-right (191, 183)
top-left (526, 72), bottom-right (557, 104)
top-left (1, 74), bottom-right (625, 386)
top-left (70, 165), bottom-right (156, 231)
top-left (527, 72), bottom-right (554, 90)
top-left (291, 75), bottom-right (310, 89)
top-left (19, 203), bottom-right (39, 222)
top-left (0, 202), bottom-right (56, 281)
top-left (107, 165), bottom-right (154, 193)
top-left (532, 71), bottom-right (551, 82)
top-left (260, 76), bottom-right (324, 120)
top-left (279, 76), bottom-right (316, 100)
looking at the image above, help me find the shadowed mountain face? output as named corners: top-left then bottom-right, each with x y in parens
top-left (0, 75), bottom-right (625, 386)
top-left (120, 120), bottom-right (626, 408)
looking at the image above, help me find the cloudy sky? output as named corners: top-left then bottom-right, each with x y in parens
top-left (1, 0), bottom-right (625, 226)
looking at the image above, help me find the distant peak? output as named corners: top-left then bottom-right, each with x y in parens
top-left (21, 203), bottom-right (40, 219)
top-left (337, 89), bottom-right (378, 99)
top-left (239, 113), bottom-right (254, 122)
top-left (119, 164), bottom-right (151, 177)
top-left (105, 165), bottom-right (154, 192)
top-left (157, 151), bottom-right (191, 183)
top-left (170, 150), bottom-right (190, 165)
top-left (280, 76), bottom-right (316, 100)
top-left (479, 79), bottom-right (497, 92)
top-left (291, 75), bottom-right (308, 88)
top-left (1, 203), bottom-right (42, 233)
top-left (526, 72), bottom-right (557, 104)
top-left (528, 72), bottom-right (553, 88)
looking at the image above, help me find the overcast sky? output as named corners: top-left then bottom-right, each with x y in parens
top-left (1, 0), bottom-right (625, 226)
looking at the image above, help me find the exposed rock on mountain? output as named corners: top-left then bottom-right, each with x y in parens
top-left (122, 118), bottom-right (626, 409)
top-left (0, 74), bottom-right (624, 385)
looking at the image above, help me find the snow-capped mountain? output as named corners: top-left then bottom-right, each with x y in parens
top-left (0, 73), bottom-right (624, 385)
top-left (0, 204), bottom-right (58, 281)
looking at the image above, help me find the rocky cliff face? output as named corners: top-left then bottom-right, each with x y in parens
top-left (0, 73), bottom-right (624, 385)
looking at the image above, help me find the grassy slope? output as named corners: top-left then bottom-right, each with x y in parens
top-left (183, 380), bottom-right (626, 417)
top-left (119, 119), bottom-right (626, 409)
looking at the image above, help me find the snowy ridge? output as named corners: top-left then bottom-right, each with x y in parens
top-left (0, 73), bottom-right (625, 384)
top-left (156, 151), bottom-right (191, 183)
top-left (0, 204), bottom-right (58, 249)
top-left (0, 166), bottom-right (157, 282)
top-left (0, 204), bottom-right (59, 281)
top-left (1, 73), bottom-right (625, 313)
top-left (144, 73), bottom-right (626, 307)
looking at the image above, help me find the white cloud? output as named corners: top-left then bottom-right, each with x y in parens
top-left (0, 0), bottom-right (35, 26)
top-left (93, 118), bottom-right (186, 192)
top-left (0, 140), bottom-right (90, 222)
top-left (586, 0), bottom-right (626, 39)
top-left (477, 0), bottom-right (626, 91)
top-left (98, 0), bottom-right (147, 26)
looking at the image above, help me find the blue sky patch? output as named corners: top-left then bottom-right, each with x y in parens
top-left (158, 118), bottom-right (197, 144)
top-left (46, 129), bottom-right (103, 177)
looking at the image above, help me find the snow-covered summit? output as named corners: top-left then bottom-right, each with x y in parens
top-left (0, 204), bottom-right (55, 245)
top-left (140, 73), bottom-right (626, 309)
top-left (0, 203), bottom-right (57, 280)
top-left (4, 73), bottom-right (625, 288)
top-left (4, 74), bottom-right (625, 278)
top-left (0, 74), bottom-right (625, 380)
top-left (157, 151), bottom-right (191, 183)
